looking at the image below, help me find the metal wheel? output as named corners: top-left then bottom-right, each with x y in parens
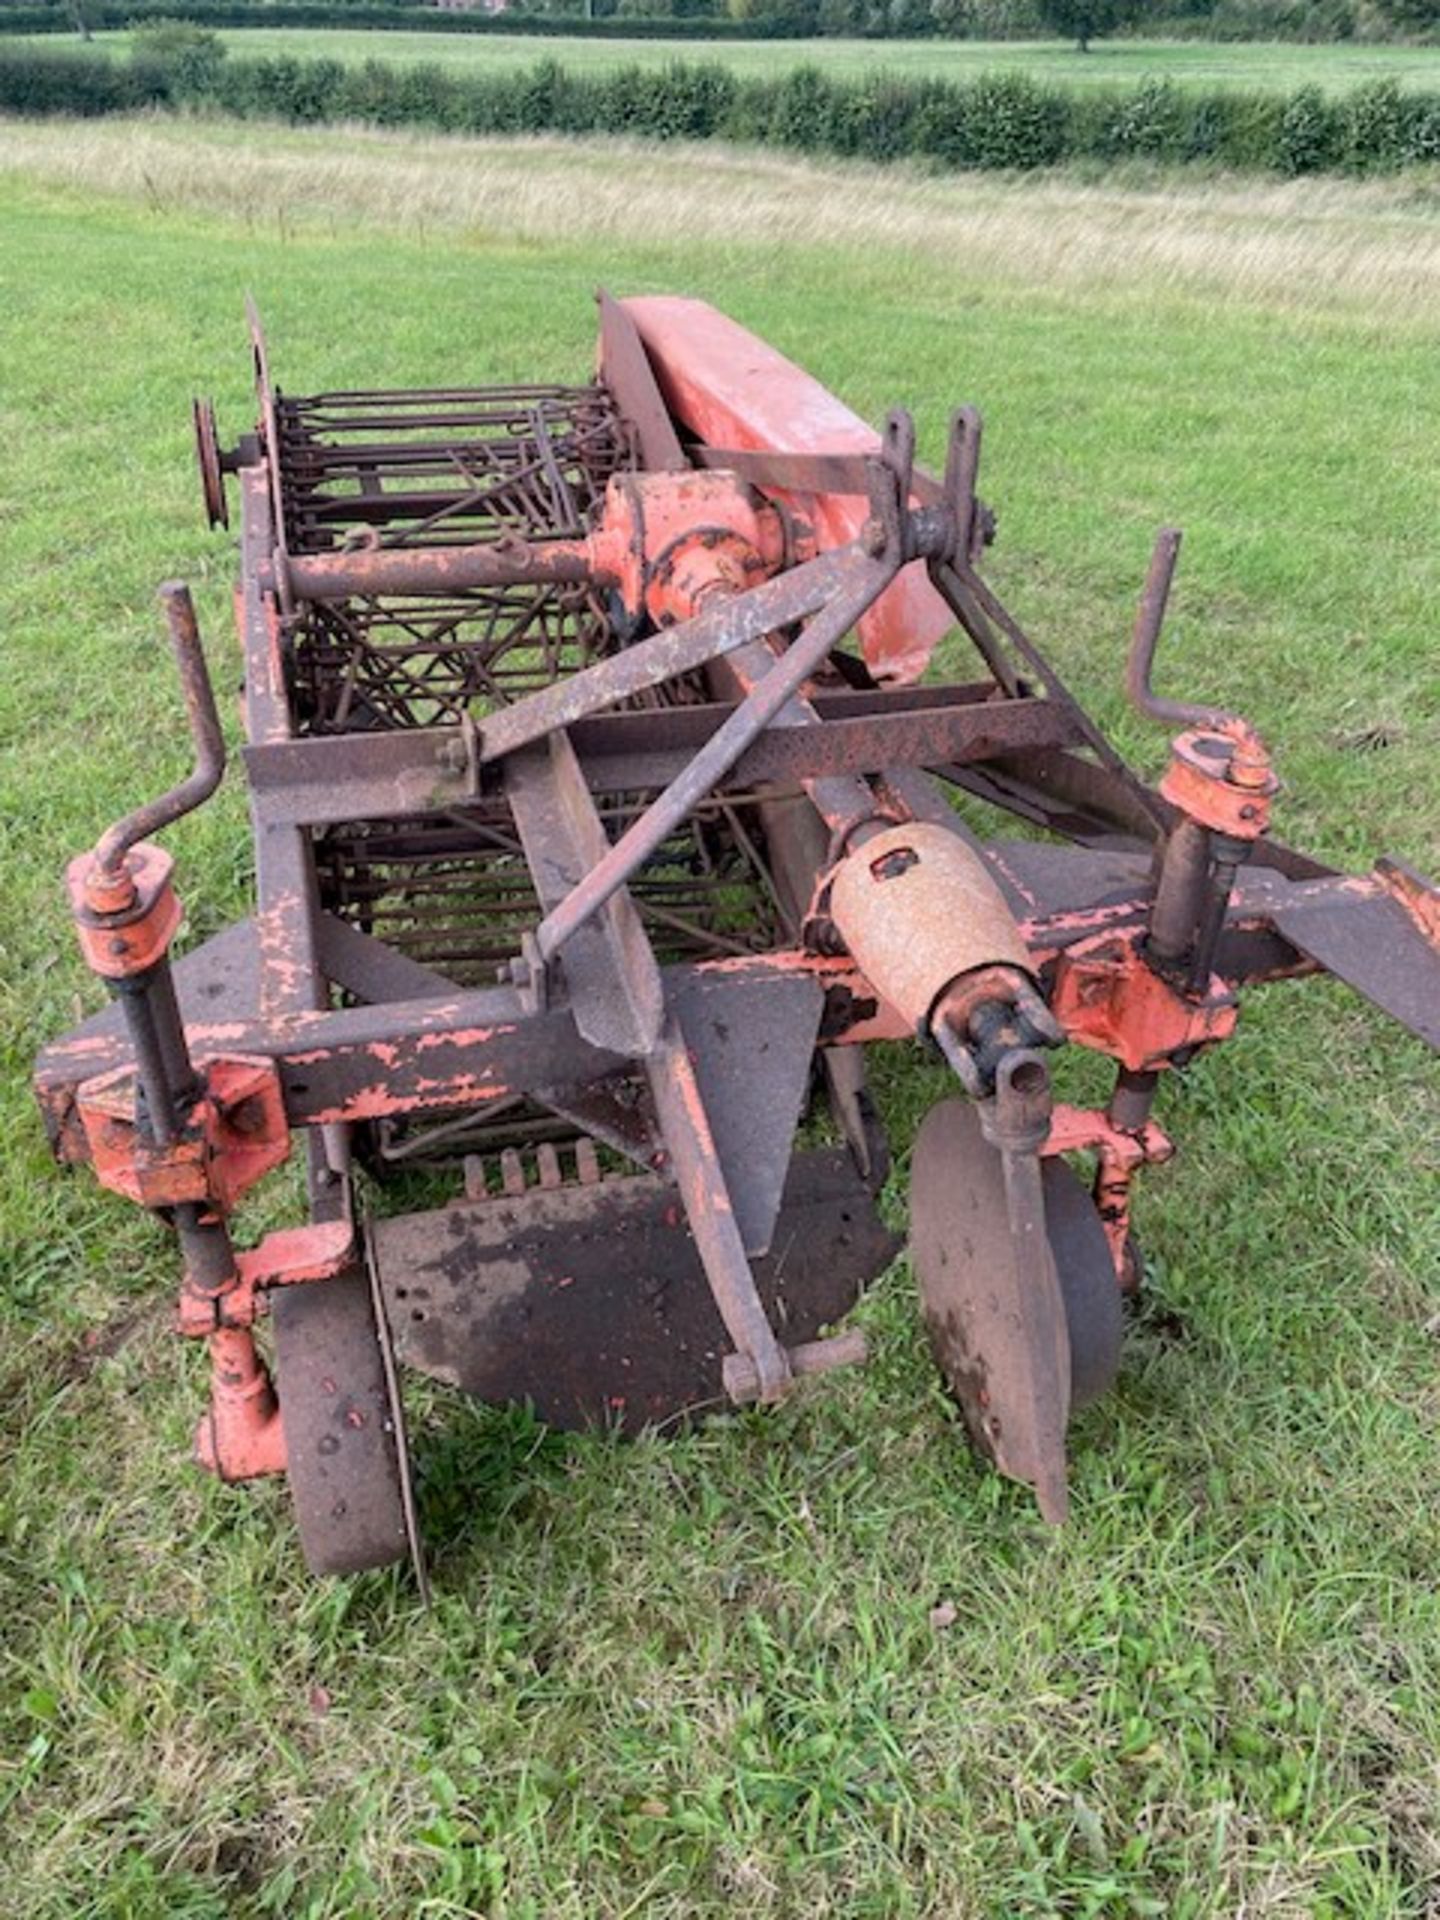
top-left (192, 397), bottom-right (228, 531)
top-left (1042, 1152), bottom-right (1124, 1409)
top-left (910, 1099), bottom-right (1123, 1441)
top-left (272, 1262), bottom-right (417, 1577)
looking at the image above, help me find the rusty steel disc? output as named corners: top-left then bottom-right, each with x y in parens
top-left (192, 397), bottom-right (228, 531)
top-left (910, 1098), bottom-right (1123, 1479)
top-left (272, 1263), bottom-right (414, 1577)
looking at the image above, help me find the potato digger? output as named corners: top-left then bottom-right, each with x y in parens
top-left (35, 293), bottom-right (1440, 1584)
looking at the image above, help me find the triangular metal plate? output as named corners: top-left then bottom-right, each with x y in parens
top-left (665, 966), bottom-right (824, 1257)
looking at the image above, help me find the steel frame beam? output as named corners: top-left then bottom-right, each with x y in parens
top-left (42, 855), bottom-right (1372, 1164)
top-left (243, 687), bottom-right (1085, 832)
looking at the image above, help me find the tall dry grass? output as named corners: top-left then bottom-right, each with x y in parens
top-left (4, 116), bottom-right (1440, 326)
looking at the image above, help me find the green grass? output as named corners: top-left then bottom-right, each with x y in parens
top-left (1, 118), bottom-right (1438, 1919)
top-left (31, 26), bottom-right (1440, 91)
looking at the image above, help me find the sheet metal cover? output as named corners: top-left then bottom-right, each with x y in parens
top-left (622, 295), bottom-right (953, 685)
top-left (1267, 889), bottom-right (1440, 1051)
top-left (667, 966), bottom-right (824, 1258)
top-left (371, 1147), bottom-right (898, 1433)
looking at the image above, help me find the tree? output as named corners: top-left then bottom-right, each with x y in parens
top-left (728, 0), bottom-right (821, 27)
top-left (1371, 0), bottom-right (1440, 27)
top-left (1035, 0), bottom-right (1143, 52)
top-left (131, 19), bottom-right (228, 94)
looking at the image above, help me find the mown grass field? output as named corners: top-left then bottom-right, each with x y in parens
top-left (1, 118), bottom-right (1438, 1918)
top-left (34, 26), bottom-right (1440, 91)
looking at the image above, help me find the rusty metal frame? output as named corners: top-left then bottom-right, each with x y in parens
top-left (35, 290), bottom-right (1440, 1569)
top-left (39, 862), bottom-right (1391, 1161)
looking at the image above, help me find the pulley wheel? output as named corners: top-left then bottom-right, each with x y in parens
top-left (192, 396), bottom-right (228, 531)
top-left (272, 1260), bottom-right (417, 1578)
top-left (1041, 1150), bottom-right (1125, 1410)
top-left (910, 1099), bottom-right (1123, 1436)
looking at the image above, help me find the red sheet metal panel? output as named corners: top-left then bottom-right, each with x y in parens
top-left (622, 295), bottom-right (954, 683)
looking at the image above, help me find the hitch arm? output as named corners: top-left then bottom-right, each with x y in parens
top-left (979, 1051), bottom-right (1072, 1526)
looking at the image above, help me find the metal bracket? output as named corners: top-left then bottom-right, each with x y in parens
top-left (77, 1053), bottom-right (289, 1213)
top-left (1051, 927), bottom-right (1238, 1072)
top-left (179, 1216), bottom-right (356, 1336)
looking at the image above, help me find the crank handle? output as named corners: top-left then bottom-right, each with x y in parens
top-left (90, 583), bottom-right (226, 897)
top-left (1125, 528), bottom-right (1261, 746)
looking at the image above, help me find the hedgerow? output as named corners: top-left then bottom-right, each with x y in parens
top-left (3, 41), bottom-right (1440, 175)
top-left (0, 5), bottom-right (817, 38)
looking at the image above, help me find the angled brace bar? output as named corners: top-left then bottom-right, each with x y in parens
top-left (930, 554), bottom-right (1163, 825)
top-left (476, 537), bottom-right (888, 769)
top-left (504, 722), bottom-right (797, 1402)
top-left (644, 1016), bottom-right (792, 1405)
top-left (534, 550), bottom-right (898, 965)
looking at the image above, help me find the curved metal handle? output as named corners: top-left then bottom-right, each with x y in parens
top-left (92, 583), bottom-right (226, 880)
top-left (1125, 528), bottom-right (1248, 736)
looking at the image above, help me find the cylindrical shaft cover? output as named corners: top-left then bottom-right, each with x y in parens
top-left (828, 821), bottom-right (1031, 1030)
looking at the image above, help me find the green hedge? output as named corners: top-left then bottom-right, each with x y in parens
top-left (6, 0), bottom-right (1436, 40)
top-left (4, 42), bottom-right (1440, 174)
top-left (1, 5), bottom-right (806, 38)
top-left (0, 38), bottom-right (175, 104)
top-left (4, 0), bottom-right (1436, 39)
